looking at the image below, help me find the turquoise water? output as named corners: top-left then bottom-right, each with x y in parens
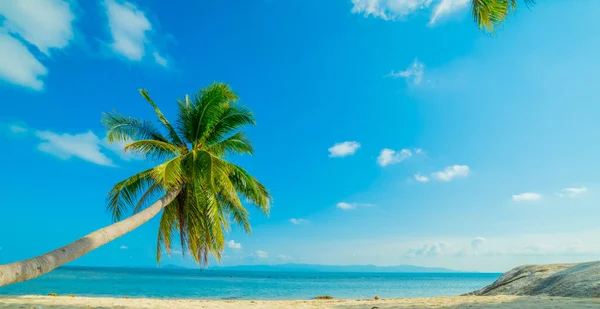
top-left (0, 267), bottom-right (500, 300)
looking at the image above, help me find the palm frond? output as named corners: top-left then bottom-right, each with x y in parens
top-left (124, 140), bottom-right (181, 162)
top-left (473, 0), bottom-right (535, 33)
top-left (106, 168), bottom-right (157, 221)
top-left (151, 155), bottom-right (185, 189)
top-left (156, 200), bottom-right (179, 262)
top-left (203, 104), bottom-right (256, 146)
top-left (208, 131), bottom-right (253, 157)
top-left (103, 112), bottom-right (169, 143)
top-left (226, 162), bottom-right (271, 214)
top-left (177, 83), bottom-right (238, 146)
top-left (139, 89), bottom-right (187, 148)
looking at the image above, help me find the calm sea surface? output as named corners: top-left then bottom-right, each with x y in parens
top-left (0, 267), bottom-right (500, 300)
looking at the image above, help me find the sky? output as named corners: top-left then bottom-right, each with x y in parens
top-left (1, 0), bottom-right (600, 273)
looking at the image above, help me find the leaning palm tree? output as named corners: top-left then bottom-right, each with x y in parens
top-left (472, 0), bottom-right (535, 32)
top-left (0, 83), bottom-right (271, 286)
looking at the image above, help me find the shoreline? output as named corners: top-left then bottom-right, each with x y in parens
top-left (2, 295), bottom-right (600, 309)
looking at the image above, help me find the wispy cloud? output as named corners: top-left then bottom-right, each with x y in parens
top-left (6, 123), bottom-right (137, 167)
top-left (377, 148), bottom-right (420, 167)
top-left (227, 240), bottom-right (242, 249)
top-left (276, 254), bottom-right (292, 260)
top-left (289, 218), bottom-right (309, 225)
top-left (0, 0), bottom-right (75, 90)
top-left (429, 0), bottom-right (470, 25)
top-left (431, 165), bottom-right (470, 181)
top-left (471, 237), bottom-right (485, 249)
top-left (388, 58), bottom-right (424, 85)
top-left (8, 124), bottom-right (28, 134)
top-left (336, 202), bottom-right (355, 210)
top-left (336, 202), bottom-right (373, 211)
top-left (558, 187), bottom-right (587, 198)
top-left (0, 33), bottom-right (48, 90)
top-left (256, 250), bottom-right (268, 258)
top-left (351, 0), bottom-right (432, 20)
top-left (328, 141), bottom-right (361, 158)
top-left (0, 0), bottom-right (75, 53)
top-left (407, 242), bottom-right (450, 257)
top-left (103, 0), bottom-right (169, 67)
top-left (414, 173), bottom-right (430, 183)
top-left (36, 131), bottom-right (117, 167)
top-left (512, 192), bottom-right (542, 202)
top-left (351, 0), bottom-right (469, 25)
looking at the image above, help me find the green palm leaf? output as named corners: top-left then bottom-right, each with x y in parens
top-left (472, 0), bottom-right (535, 33)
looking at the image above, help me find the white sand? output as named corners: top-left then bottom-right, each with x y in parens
top-left (2, 295), bottom-right (600, 309)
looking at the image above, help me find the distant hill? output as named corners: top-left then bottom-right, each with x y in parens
top-left (209, 263), bottom-right (457, 273)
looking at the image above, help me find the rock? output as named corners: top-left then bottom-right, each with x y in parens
top-left (314, 295), bottom-right (334, 299)
top-left (470, 261), bottom-right (600, 298)
top-left (47, 293), bottom-right (58, 297)
top-left (374, 296), bottom-right (380, 300)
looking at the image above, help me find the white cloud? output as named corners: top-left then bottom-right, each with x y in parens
top-left (256, 250), bottom-right (268, 258)
top-left (16, 124), bottom-right (137, 166)
top-left (471, 237), bottom-right (485, 249)
top-left (0, 32), bottom-right (47, 90)
top-left (429, 0), bottom-right (469, 25)
top-left (153, 51), bottom-right (168, 67)
top-left (431, 165), bottom-right (470, 181)
top-left (336, 202), bottom-right (373, 210)
top-left (388, 58), bottom-right (424, 85)
top-left (351, 0), bottom-right (468, 25)
top-left (120, 245), bottom-right (128, 249)
top-left (328, 141), bottom-right (361, 158)
top-left (103, 0), bottom-right (170, 67)
top-left (512, 192), bottom-right (542, 202)
top-left (36, 130), bottom-right (116, 167)
top-left (227, 240), bottom-right (242, 249)
top-left (377, 148), bottom-right (413, 167)
top-left (351, 0), bottom-right (433, 20)
top-left (289, 218), bottom-right (309, 225)
top-left (104, 0), bottom-right (151, 61)
top-left (0, 0), bottom-right (75, 53)
top-left (414, 173), bottom-right (429, 182)
top-left (336, 202), bottom-right (355, 210)
top-left (558, 187), bottom-right (587, 198)
top-left (0, 0), bottom-right (75, 90)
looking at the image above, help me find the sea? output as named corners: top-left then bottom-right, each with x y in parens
top-left (0, 267), bottom-right (501, 300)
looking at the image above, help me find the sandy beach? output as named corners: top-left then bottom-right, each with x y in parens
top-left (2, 295), bottom-right (600, 309)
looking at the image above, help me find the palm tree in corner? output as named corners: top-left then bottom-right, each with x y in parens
top-left (0, 83), bottom-right (271, 286)
top-left (472, 0), bottom-right (535, 32)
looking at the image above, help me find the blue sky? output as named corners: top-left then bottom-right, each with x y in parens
top-left (1, 0), bottom-right (600, 272)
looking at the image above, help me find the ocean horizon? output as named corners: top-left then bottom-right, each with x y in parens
top-left (0, 266), bottom-right (501, 300)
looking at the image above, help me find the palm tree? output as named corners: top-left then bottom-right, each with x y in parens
top-left (0, 83), bottom-right (271, 286)
top-left (472, 0), bottom-right (535, 32)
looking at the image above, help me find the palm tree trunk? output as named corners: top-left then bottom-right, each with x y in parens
top-left (0, 189), bottom-right (180, 287)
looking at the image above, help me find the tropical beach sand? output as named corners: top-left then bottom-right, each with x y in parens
top-left (2, 295), bottom-right (600, 309)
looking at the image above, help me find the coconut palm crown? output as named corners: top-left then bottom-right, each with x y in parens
top-left (102, 83), bottom-right (271, 265)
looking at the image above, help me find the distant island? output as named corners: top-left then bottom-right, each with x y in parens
top-left (158, 264), bottom-right (187, 269)
top-left (208, 263), bottom-right (458, 273)
top-left (60, 263), bottom-right (459, 273)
